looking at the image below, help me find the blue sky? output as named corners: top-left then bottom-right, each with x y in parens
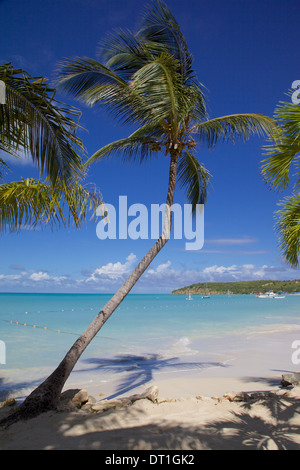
top-left (0, 0), bottom-right (300, 293)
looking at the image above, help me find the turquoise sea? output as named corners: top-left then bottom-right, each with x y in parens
top-left (0, 292), bottom-right (300, 399)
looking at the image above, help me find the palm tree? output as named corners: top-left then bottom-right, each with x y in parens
top-left (4, 0), bottom-right (276, 422)
top-left (262, 97), bottom-right (300, 266)
top-left (0, 63), bottom-right (101, 231)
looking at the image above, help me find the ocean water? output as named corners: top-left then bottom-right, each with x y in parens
top-left (0, 292), bottom-right (300, 399)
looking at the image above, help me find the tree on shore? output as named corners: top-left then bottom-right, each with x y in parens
top-left (262, 97), bottom-right (300, 266)
top-left (1, 0), bottom-right (276, 424)
top-left (0, 63), bottom-right (101, 231)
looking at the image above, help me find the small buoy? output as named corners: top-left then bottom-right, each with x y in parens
top-left (33, 325), bottom-right (36, 328)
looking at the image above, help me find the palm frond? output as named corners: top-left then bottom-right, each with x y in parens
top-left (0, 156), bottom-right (10, 180)
top-left (98, 29), bottom-right (150, 79)
top-left (0, 177), bottom-right (103, 231)
top-left (86, 122), bottom-right (164, 166)
top-left (193, 113), bottom-right (276, 147)
top-left (0, 63), bottom-right (85, 183)
top-left (132, 53), bottom-right (182, 125)
top-left (177, 150), bottom-right (211, 212)
top-left (56, 57), bottom-right (155, 126)
top-left (138, 0), bottom-right (196, 87)
top-left (262, 100), bottom-right (300, 191)
top-left (275, 192), bottom-right (300, 267)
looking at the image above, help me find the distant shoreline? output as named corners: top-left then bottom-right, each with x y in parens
top-left (172, 279), bottom-right (300, 296)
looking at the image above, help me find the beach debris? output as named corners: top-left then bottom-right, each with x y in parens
top-left (124, 385), bottom-right (159, 404)
top-left (56, 383), bottom-right (300, 415)
top-left (0, 398), bottom-right (17, 408)
top-left (60, 389), bottom-right (89, 408)
top-left (0, 398), bottom-right (17, 422)
top-left (281, 372), bottom-right (300, 387)
top-left (223, 392), bottom-right (252, 402)
top-left (89, 385), bottom-right (159, 413)
top-left (195, 395), bottom-right (212, 401)
top-left (90, 399), bottom-right (131, 413)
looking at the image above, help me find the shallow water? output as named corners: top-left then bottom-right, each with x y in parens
top-left (0, 293), bottom-right (299, 399)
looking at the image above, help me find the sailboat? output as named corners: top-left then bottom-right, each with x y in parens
top-left (202, 284), bottom-right (210, 299)
top-left (186, 289), bottom-right (193, 301)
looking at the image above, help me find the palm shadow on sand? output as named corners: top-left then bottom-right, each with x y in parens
top-left (79, 353), bottom-right (230, 399)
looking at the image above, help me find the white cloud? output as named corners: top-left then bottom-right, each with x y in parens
top-left (29, 271), bottom-right (67, 283)
top-left (148, 260), bottom-right (171, 275)
top-left (29, 272), bottom-right (50, 281)
top-left (85, 253), bottom-right (137, 282)
top-left (0, 253), bottom-right (298, 294)
top-left (0, 274), bottom-right (22, 281)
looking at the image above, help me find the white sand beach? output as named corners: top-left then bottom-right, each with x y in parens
top-left (0, 378), bottom-right (300, 450)
top-left (1, 327), bottom-right (300, 450)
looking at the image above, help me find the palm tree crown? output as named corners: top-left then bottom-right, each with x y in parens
top-left (57, 0), bottom-right (275, 213)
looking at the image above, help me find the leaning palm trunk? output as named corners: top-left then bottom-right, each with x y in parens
top-left (7, 151), bottom-right (178, 421)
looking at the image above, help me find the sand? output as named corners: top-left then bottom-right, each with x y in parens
top-left (0, 374), bottom-right (300, 450)
top-left (1, 327), bottom-right (300, 450)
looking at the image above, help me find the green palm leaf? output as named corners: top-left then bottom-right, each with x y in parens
top-left (57, 57), bottom-right (152, 126)
top-left (0, 63), bottom-right (85, 183)
top-left (260, 97), bottom-right (300, 266)
top-left (98, 29), bottom-right (150, 79)
top-left (0, 156), bottom-right (9, 180)
top-left (177, 150), bottom-right (211, 211)
top-left (193, 113), bottom-right (276, 147)
top-left (0, 177), bottom-right (102, 231)
top-left (275, 193), bottom-right (300, 267)
top-left (138, 0), bottom-right (196, 87)
top-left (262, 100), bottom-right (300, 191)
top-left (86, 122), bottom-right (164, 166)
top-left (57, 1), bottom-right (275, 214)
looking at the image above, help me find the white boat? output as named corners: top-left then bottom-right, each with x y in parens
top-left (256, 290), bottom-right (276, 298)
top-left (186, 289), bottom-right (193, 301)
top-left (256, 290), bottom-right (285, 299)
top-left (202, 284), bottom-right (210, 299)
